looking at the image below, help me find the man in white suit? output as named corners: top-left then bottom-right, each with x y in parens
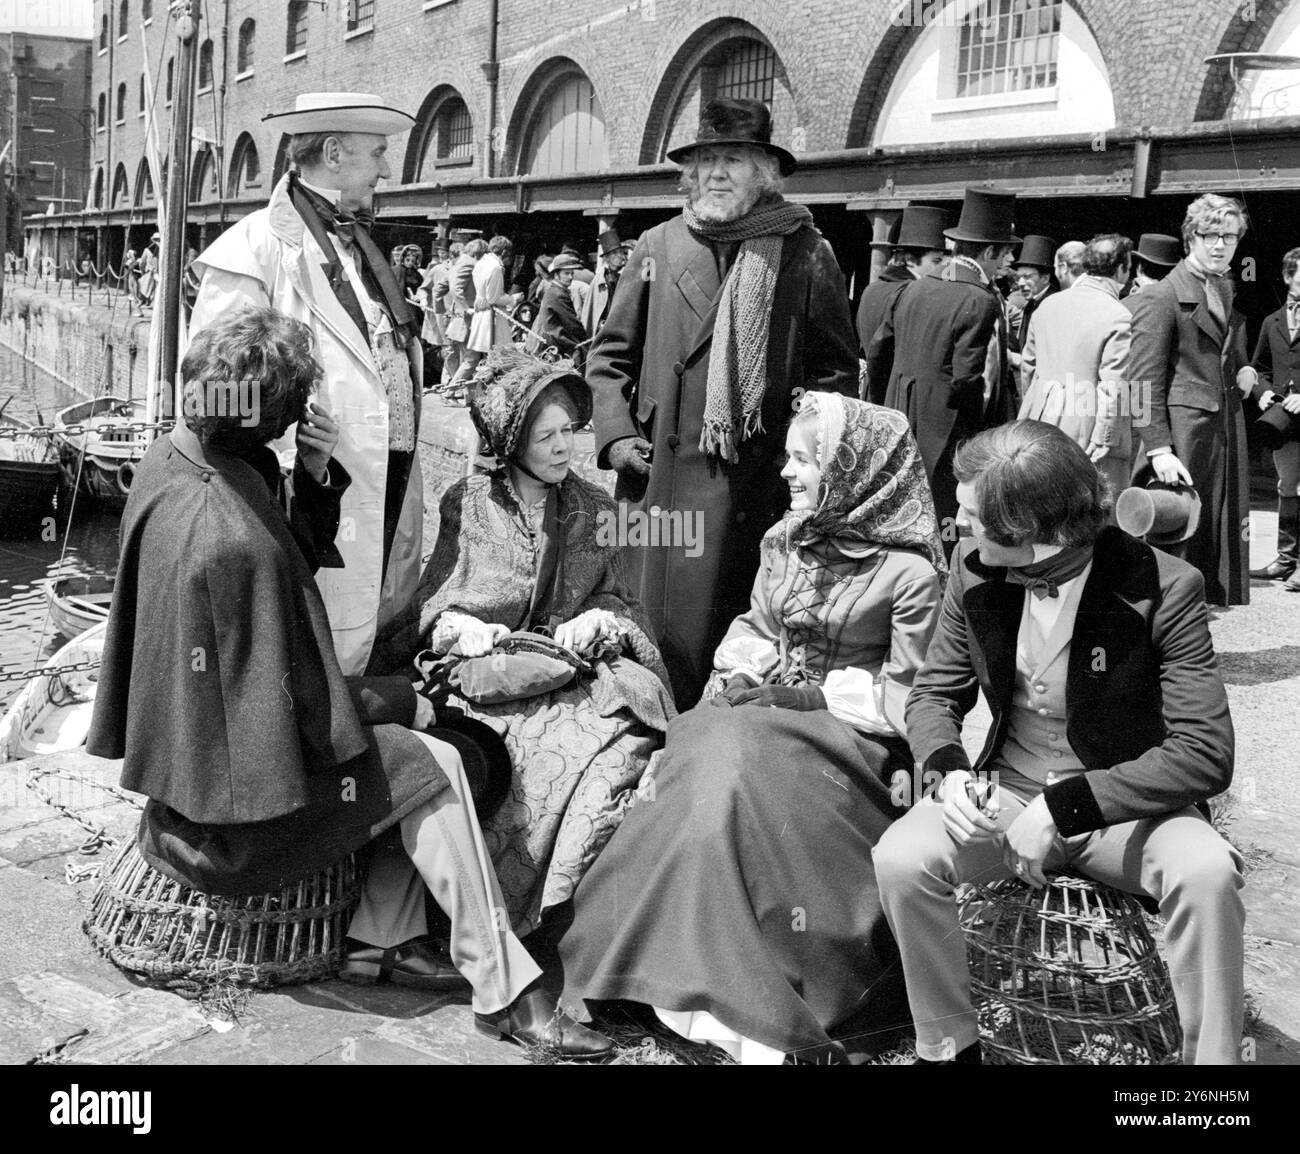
top-left (190, 93), bottom-right (424, 675)
top-left (1019, 234), bottom-right (1135, 499)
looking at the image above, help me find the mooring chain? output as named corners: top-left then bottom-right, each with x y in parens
top-left (0, 419), bottom-right (175, 441)
top-left (0, 657), bottom-right (103, 684)
top-left (24, 766), bottom-right (145, 864)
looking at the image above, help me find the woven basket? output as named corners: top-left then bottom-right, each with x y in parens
top-left (957, 873), bottom-right (1182, 1065)
top-left (84, 839), bottom-right (362, 993)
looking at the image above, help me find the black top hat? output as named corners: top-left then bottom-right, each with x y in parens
top-left (666, 97), bottom-right (797, 176)
top-left (1013, 235), bottom-right (1057, 270)
top-left (871, 205), bottom-right (951, 252)
top-left (944, 187), bottom-right (1020, 246)
top-left (1256, 398), bottom-right (1300, 451)
top-left (1115, 475), bottom-right (1202, 547)
top-left (450, 228), bottom-right (483, 243)
top-left (1135, 233), bottom-right (1182, 268)
top-left (597, 229), bottom-right (622, 257)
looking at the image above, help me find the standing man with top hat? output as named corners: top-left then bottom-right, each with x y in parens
top-left (587, 97), bottom-right (858, 707)
top-left (1005, 234), bottom-right (1057, 393)
top-left (1125, 233), bottom-right (1181, 298)
top-left (190, 93), bottom-right (425, 675)
top-left (856, 205), bottom-right (950, 406)
top-left (582, 229), bottom-right (631, 339)
top-left (1126, 194), bottom-right (1255, 607)
top-left (867, 186), bottom-right (1020, 556)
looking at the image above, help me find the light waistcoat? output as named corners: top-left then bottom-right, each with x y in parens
top-left (994, 561), bottom-right (1093, 787)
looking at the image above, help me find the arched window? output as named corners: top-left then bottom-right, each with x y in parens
top-left (111, 163), bottom-right (130, 208)
top-left (228, 134), bottom-right (263, 196)
top-left (134, 158), bottom-right (154, 206)
top-left (118, 1), bottom-right (128, 36)
top-left (660, 34), bottom-right (787, 160)
top-left (519, 69), bottom-right (608, 176)
top-left (165, 58), bottom-right (173, 103)
top-left (138, 73), bottom-right (146, 114)
top-left (190, 148), bottom-right (218, 202)
top-left (115, 82), bottom-right (126, 123)
top-left (198, 39), bottom-right (213, 89)
top-left (237, 19), bottom-right (255, 73)
top-left (97, 92), bottom-right (106, 128)
top-left (285, 1), bottom-right (309, 55)
top-left (99, 15), bottom-right (108, 50)
top-left (93, 167), bottom-right (105, 208)
top-left (410, 89), bottom-right (475, 180)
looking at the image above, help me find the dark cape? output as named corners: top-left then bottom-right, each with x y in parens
top-left (85, 434), bottom-right (500, 896)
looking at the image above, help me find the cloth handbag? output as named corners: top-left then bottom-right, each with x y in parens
top-left (415, 631), bottom-right (593, 705)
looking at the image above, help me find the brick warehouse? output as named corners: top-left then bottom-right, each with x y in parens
top-left (22, 0), bottom-right (1300, 334)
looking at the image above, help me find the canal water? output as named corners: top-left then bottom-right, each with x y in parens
top-left (0, 345), bottom-right (122, 711)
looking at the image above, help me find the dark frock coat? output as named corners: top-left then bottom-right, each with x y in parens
top-left (867, 263), bottom-right (1015, 542)
top-left (534, 279), bottom-right (588, 359)
top-left (85, 435), bottom-right (503, 896)
top-left (1125, 260), bottom-right (1251, 606)
top-left (586, 213), bottom-right (858, 706)
top-left (855, 264), bottom-right (914, 404)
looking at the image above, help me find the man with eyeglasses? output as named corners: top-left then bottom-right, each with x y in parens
top-left (1126, 194), bottom-right (1255, 606)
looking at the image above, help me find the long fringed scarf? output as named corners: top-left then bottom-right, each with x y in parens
top-left (684, 195), bottom-right (814, 462)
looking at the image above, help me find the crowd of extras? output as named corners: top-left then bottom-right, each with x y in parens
top-left (83, 94), bottom-right (1275, 1065)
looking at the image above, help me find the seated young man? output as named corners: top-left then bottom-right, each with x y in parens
top-left (873, 419), bottom-right (1244, 1066)
top-left (86, 305), bottom-right (609, 1058)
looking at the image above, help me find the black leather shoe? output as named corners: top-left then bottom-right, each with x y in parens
top-left (475, 987), bottom-right (613, 1059)
top-left (1250, 557), bottom-right (1297, 580)
top-left (1285, 570), bottom-right (1300, 592)
top-left (340, 937), bottom-right (468, 991)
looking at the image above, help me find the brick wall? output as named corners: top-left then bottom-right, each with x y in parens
top-left (88, 0), bottom-right (1298, 214)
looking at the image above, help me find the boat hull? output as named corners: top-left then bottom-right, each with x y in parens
top-left (45, 576), bottom-right (114, 640)
top-left (54, 397), bottom-right (148, 512)
top-left (0, 622), bottom-right (106, 763)
top-left (0, 415), bottom-right (61, 534)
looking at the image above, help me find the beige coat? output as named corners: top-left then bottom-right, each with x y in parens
top-left (190, 173), bottom-right (424, 675)
top-left (1018, 274), bottom-right (1133, 495)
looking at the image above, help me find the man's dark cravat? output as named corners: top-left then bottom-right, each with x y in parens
top-left (1005, 546), bottom-right (1093, 600)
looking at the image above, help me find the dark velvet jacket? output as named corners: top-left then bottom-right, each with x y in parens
top-left (904, 528), bottom-right (1234, 837)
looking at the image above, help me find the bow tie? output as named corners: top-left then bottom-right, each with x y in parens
top-left (1004, 546), bottom-right (1093, 600)
top-left (330, 207), bottom-right (374, 253)
top-left (1006, 571), bottom-right (1061, 599)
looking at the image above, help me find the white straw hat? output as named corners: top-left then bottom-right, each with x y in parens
top-left (262, 92), bottom-right (414, 137)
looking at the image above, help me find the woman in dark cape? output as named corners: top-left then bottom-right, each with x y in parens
top-left (558, 393), bottom-right (944, 1063)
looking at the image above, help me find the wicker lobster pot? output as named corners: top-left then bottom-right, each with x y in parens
top-left (84, 839), bottom-right (362, 993)
top-left (956, 873), bottom-right (1182, 1065)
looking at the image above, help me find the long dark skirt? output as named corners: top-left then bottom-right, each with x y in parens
top-left (558, 699), bottom-right (911, 1061)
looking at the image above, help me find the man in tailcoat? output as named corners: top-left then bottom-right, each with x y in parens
top-left (874, 422), bottom-right (1244, 1067)
top-left (856, 205), bottom-right (950, 405)
top-left (587, 97), bottom-right (858, 706)
top-left (867, 186), bottom-right (1020, 556)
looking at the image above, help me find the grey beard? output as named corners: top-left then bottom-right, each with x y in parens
top-left (689, 185), bottom-right (762, 223)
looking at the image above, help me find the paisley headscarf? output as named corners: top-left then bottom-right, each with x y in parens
top-left (770, 392), bottom-right (947, 576)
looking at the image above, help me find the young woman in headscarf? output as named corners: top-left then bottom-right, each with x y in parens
top-left (556, 392), bottom-right (945, 1064)
top-left (369, 346), bottom-right (675, 936)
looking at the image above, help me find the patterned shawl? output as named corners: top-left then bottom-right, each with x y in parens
top-left (769, 392), bottom-right (947, 577)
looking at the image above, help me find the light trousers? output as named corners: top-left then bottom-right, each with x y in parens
top-left (873, 770), bottom-right (1246, 1065)
top-left (347, 731), bottom-right (542, 1014)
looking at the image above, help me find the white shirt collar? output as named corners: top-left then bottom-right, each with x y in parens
top-left (298, 177), bottom-right (342, 207)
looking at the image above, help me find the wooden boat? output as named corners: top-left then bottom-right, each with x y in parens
top-left (0, 412), bottom-right (61, 534)
top-left (44, 574), bottom-right (114, 639)
top-left (53, 396), bottom-right (148, 511)
top-left (0, 621), bottom-right (106, 763)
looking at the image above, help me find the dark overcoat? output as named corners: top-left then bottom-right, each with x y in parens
top-left (534, 279), bottom-right (587, 358)
top-left (905, 529), bottom-right (1233, 837)
top-left (855, 264), bottom-right (914, 404)
top-left (867, 262), bottom-right (1014, 538)
top-left (587, 212), bottom-right (858, 707)
top-left (1125, 260), bottom-right (1250, 605)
